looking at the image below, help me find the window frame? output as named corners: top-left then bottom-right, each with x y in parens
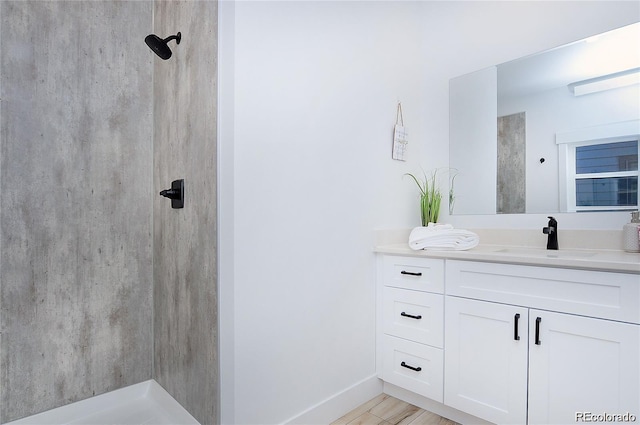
top-left (557, 120), bottom-right (640, 212)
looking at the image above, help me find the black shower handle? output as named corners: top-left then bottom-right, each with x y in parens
top-left (159, 188), bottom-right (180, 200)
top-left (160, 179), bottom-right (184, 209)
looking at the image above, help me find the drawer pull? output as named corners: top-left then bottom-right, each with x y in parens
top-left (400, 312), bottom-right (422, 320)
top-left (535, 317), bottom-right (542, 345)
top-left (400, 270), bottom-right (422, 277)
top-left (514, 313), bottom-right (520, 341)
top-left (400, 361), bottom-right (422, 372)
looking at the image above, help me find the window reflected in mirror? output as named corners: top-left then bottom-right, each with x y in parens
top-left (572, 140), bottom-right (638, 210)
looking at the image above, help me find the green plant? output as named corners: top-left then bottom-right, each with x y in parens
top-left (405, 170), bottom-right (442, 226)
top-left (449, 171), bottom-right (458, 215)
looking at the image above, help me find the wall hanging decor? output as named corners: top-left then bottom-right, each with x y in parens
top-left (392, 102), bottom-right (408, 161)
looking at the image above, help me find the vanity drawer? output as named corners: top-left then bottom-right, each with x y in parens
top-left (446, 260), bottom-right (640, 324)
top-left (382, 256), bottom-right (444, 293)
top-left (381, 335), bottom-right (443, 402)
top-left (382, 286), bottom-right (443, 348)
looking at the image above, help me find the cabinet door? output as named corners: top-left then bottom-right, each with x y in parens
top-left (444, 297), bottom-right (528, 425)
top-left (528, 310), bottom-right (640, 425)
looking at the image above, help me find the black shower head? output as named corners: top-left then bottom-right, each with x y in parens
top-left (145, 32), bottom-right (181, 60)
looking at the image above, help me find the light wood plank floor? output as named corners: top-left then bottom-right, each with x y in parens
top-left (330, 394), bottom-right (459, 425)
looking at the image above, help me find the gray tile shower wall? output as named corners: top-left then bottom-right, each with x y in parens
top-left (0, 1), bottom-right (154, 422)
top-left (152, 1), bottom-right (219, 424)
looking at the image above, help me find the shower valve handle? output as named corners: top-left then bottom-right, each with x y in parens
top-left (160, 188), bottom-right (180, 200)
top-left (160, 179), bottom-right (184, 209)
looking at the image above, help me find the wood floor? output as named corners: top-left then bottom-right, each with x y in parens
top-left (330, 394), bottom-right (458, 425)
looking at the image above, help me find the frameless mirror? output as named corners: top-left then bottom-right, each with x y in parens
top-left (449, 22), bottom-right (640, 215)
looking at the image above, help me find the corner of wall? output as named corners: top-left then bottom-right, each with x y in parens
top-left (218, 0), bottom-right (236, 423)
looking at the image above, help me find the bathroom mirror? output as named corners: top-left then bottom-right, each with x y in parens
top-left (449, 22), bottom-right (640, 215)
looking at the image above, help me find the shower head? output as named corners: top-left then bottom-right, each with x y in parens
top-left (145, 32), bottom-right (181, 60)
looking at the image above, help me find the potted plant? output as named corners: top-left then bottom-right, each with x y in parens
top-left (405, 170), bottom-right (442, 226)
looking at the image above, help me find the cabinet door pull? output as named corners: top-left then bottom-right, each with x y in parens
top-left (400, 270), bottom-right (422, 277)
top-left (400, 312), bottom-right (422, 320)
top-left (535, 317), bottom-right (542, 345)
top-left (514, 313), bottom-right (520, 341)
top-left (400, 361), bottom-right (422, 372)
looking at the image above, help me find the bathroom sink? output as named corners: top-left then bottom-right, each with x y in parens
top-left (495, 247), bottom-right (597, 259)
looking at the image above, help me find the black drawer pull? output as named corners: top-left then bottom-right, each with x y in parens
top-left (400, 270), bottom-right (422, 277)
top-left (401, 312), bottom-right (422, 320)
top-left (400, 361), bottom-right (422, 372)
top-left (535, 317), bottom-right (542, 345)
top-left (514, 313), bottom-right (520, 341)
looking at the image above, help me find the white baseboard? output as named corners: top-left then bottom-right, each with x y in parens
top-left (282, 375), bottom-right (383, 425)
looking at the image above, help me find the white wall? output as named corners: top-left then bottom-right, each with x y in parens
top-left (229, 2), bottom-right (434, 423)
top-left (219, 2), bottom-right (639, 423)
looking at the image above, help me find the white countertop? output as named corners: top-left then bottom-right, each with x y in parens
top-left (374, 243), bottom-right (640, 274)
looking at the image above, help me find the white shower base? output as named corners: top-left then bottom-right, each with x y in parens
top-left (6, 380), bottom-right (200, 425)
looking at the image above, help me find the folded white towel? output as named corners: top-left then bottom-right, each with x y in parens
top-left (409, 223), bottom-right (479, 251)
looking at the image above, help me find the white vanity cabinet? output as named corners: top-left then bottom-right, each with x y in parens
top-left (445, 260), bottom-right (640, 425)
top-left (377, 256), bottom-right (445, 402)
top-left (376, 253), bottom-right (640, 425)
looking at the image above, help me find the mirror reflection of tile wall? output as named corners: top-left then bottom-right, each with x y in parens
top-left (497, 112), bottom-right (526, 214)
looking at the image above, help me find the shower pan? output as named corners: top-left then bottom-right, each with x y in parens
top-left (5, 381), bottom-right (198, 425)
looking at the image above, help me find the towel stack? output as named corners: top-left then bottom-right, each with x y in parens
top-left (409, 223), bottom-right (479, 251)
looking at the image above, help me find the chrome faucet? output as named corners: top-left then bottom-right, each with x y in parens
top-left (542, 216), bottom-right (558, 250)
